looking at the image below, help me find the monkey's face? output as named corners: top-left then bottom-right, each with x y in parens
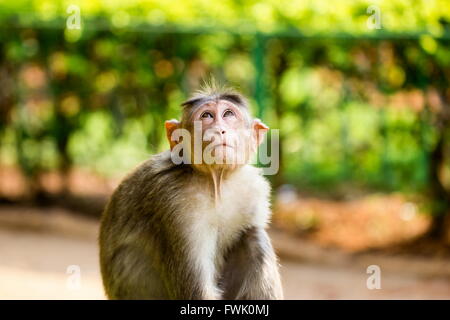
top-left (192, 100), bottom-right (247, 166)
top-left (189, 100), bottom-right (268, 171)
top-left (165, 99), bottom-right (268, 172)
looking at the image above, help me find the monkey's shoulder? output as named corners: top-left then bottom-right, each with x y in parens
top-left (111, 150), bottom-right (192, 206)
top-left (122, 150), bottom-right (190, 185)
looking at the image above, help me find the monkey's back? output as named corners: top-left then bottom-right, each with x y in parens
top-left (99, 150), bottom-right (194, 299)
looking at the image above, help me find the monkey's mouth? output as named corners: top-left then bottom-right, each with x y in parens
top-left (215, 143), bottom-right (233, 149)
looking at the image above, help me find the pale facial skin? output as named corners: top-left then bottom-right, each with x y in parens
top-left (166, 99), bottom-right (268, 170)
top-left (165, 99), bottom-right (268, 202)
top-left (189, 100), bottom-right (249, 166)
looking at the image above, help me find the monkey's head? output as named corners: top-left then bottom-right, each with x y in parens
top-left (165, 83), bottom-right (268, 174)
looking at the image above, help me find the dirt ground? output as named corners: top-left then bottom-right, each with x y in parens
top-left (0, 205), bottom-right (449, 300)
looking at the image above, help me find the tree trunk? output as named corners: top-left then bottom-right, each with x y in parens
top-left (268, 47), bottom-right (288, 190)
top-left (425, 132), bottom-right (450, 239)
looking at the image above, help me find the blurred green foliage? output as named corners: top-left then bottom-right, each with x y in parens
top-left (0, 0), bottom-right (449, 200)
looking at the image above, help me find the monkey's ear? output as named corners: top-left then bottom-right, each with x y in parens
top-left (165, 119), bottom-right (180, 150)
top-left (252, 119), bottom-right (269, 146)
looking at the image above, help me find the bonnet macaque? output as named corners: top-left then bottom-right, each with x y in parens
top-left (99, 82), bottom-right (283, 299)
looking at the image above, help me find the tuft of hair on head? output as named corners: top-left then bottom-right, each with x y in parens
top-left (181, 77), bottom-right (249, 112)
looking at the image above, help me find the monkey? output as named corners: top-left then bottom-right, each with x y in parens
top-left (99, 82), bottom-right (283, 300)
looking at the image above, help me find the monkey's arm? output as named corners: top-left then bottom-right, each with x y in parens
top-left (152, 218), bottom-right (222, 300)
top-left (220, 227), bottom-right (283, 300)
top-left (104, 228), bottom-right (222, 300)
top-left (160, 242), bottom-right (222, 300)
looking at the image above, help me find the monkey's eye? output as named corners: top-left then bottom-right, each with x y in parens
top-left (223, 110), bottom-right (235, 117)
top-left (201, 111), bottom-right (214, 119)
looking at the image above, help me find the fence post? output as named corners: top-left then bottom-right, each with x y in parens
top-left (252, 33), bottom-right (267, 119)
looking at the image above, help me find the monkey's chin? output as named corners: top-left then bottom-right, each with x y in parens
top-left (192, 154), bottom-right (246, 174)
top-left (190, 146), bottom-right (250, 174)
top-left (193, 163), bottom-right (244, 176)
